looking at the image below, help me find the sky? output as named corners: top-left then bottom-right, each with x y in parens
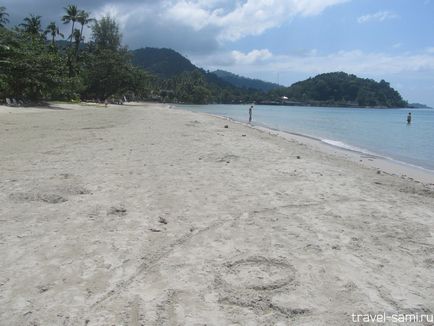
top-left (3, 0), bottom-right (434, 106)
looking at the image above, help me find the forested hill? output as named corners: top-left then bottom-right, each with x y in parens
top-left (212, 70), bottom-right (281, 92)
top-left (270, 72), bottom-right (408, 108)
top-left (131, 48), bottom-right (197, 78)
top-left (130, 48), bottom-right (279, 92)
top-left (130, 50), bottom-right (407, 107)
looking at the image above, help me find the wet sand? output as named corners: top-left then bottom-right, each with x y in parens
top-left (0, 102), bottom-right (433, 325)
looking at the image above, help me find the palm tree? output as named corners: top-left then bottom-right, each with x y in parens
top-left (0, 6), bottom-right (9, 28)
top-left (20, 14), bottom-right (42, 35)
top-left (76, 10), bottom-right (95, 57)
top-left (44, 21), bottom-right (64, 46)
top-left (62, 4), bottom-right (79, 47)
top-left (77, 10), bottom-right (95, 42)
top-left (72, 28), bottom-right (82, 54)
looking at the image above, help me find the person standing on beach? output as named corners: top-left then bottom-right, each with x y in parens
top-left (407, 112), bottom-right (412, 124)
top-left (248, 105), bottom-right (253, 123)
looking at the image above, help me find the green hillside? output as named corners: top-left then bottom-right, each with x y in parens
top-left (131, 50), bottom-right (407, 107)
top-left (131, 48), bottom-right (197, 78)
top-left (130, 47), bottom-right (263, 104)
top-left (212, 70), bottom-right (281, 92)
top-left (270, 72), bottom-right (407, 108)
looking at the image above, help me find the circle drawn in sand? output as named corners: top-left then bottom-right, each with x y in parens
top-left (221, 256), bottom-right (295, 291)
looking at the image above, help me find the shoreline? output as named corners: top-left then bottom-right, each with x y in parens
top-left (3, 101), bottom-right (434, 184)
top-left (4, 102), bottom-right (433, 184)
top-left (173, 106), bottom-right (434, 185)
top-left (255, 125), bottom-right (434, 185)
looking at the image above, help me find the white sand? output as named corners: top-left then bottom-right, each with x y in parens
top-left (0, 103), bottom-right (433, 325)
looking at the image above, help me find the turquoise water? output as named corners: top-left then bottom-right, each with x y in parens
top-left (176, 104), bottom-right (434, 171)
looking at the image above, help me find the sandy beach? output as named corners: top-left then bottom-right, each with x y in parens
top-left (0, 102), bottom-right (433, 325)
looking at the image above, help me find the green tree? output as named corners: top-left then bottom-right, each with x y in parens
top-left (77, 10), bottom-right (94, 43)
top-left (91, 16), bottom-right (121, 51)
top-left (82, 16), bottom-right (147, 100)
top-left (62, 4), bottom-right (79, 47)
top-left (0, 27), bottom-right (76, 101)
top-left (75, 10), bottom-right (94, 59)
top-left (72, 28), bottom-right (81, 56)
top-left (19, 14), bottom-right (42, 36)
top-left (0, 27), bottom-right (11, 96)
top-left (0, 6), bottom-right (9, 28)
top-left (83, 48), bottom-right (138, 99)
top-left (44, 21), bottom-right (64, 47)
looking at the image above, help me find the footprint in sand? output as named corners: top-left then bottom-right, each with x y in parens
top-left (220, 256), bottom-right (295, 291)
top-left (9, 192), bottom-right (68, 204)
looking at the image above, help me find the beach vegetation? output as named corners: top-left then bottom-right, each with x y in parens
top-left (0, 27), bottom-right (72, 101)
top-left (44, 22), bottom-right (64, 48)
top-left (0, 6), bottom-right (9, 28)
top-left (62, 5), bottom-right (79, 48)
top-left (91, 16), bottom-right (121, 52)
top-left (80, 15), bottom-right (150, 100)
top-left (19, 14), bottom-right (43, 36)
top-left (77, 10), bottom-right (94, 46)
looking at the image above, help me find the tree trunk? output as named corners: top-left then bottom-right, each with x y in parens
top-left (77, 24), bottom-right (84, 59)
top-left (69, 22), bottom-right (75, 47)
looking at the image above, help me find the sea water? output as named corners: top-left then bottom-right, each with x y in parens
top-left (175, 104), bottom-right (434, 172)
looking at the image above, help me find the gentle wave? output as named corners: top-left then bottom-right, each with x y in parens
top-left (321, 139), bottom-right (376, 155)
top-left (321, 138), bottom-right (434, 173)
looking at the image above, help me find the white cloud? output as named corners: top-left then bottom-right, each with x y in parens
top-left (276, 50), bottom-right (434, 75)
top-left (85, 0), bottom-right (350, 50)
top-left (231, 49), bottom-right (273, 64)
top-left (192, 49), bottom-right (434, 77)
top-left (165, 0), bottom-right (350, 42)
top-left (357, 11), bottom-right (399, 24)
top-left (4, 0), bottom-right (351, 52)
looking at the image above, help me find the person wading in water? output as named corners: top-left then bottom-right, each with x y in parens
top-left (248, 105), bottom-right (254, 123)
top-left (407, 112), bottom-right (412, 124)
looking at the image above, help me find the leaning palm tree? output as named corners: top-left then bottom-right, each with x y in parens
top-left (20, 14), bottom-right (42, 35)
top-left (62, 4), bottom-right (79, 47)
top-left (72, 28), bottom-right (83, 56)
top-left (76, 10), bottom-right (95, 57)
top-left (0, 6), bottom-right (9, 28)
top-left (44, 21), bottom-right (64, 46)
top-left (77, 10), bottom-right (95, 41)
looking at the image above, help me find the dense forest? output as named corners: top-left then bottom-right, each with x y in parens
top-left (0, 6), bottom-right (152, 103)
top-left (0, 5), bottom-right (409, 107)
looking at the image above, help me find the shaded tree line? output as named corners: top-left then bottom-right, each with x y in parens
top-left (0, 5), bottom-right (151, 103)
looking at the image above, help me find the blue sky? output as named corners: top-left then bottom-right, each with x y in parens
top-left (4, 0), bottom-right (434, 106)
